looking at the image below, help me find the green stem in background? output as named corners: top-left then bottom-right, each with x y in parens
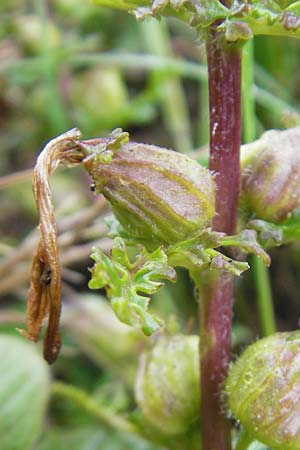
top-left (52, 381), bottom-right (176, 450)
top-left (52, 382), bottom-right (139, 435)
top-left (242, 40), bottom-right (256, 144)
top-left (253, 85), bottom-right (298, 122)
top-left (197, 49), bottom-right (210, 147)
top-left (140, 19), bottom-right (192, 152)
top-left (254, 64), bottom-right (294, 104)
top-left (35, 0), bottom-right (67, 133)
top-left (199, 27), bottom-right (242, 450)
top-left (242, 39), bottom-right (276, 337)
top-left (2, 53), bottom-right (299, 121)
top-left (252, 257), bottom-right (276, 335)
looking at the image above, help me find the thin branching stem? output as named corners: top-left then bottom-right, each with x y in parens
top-left (52, 382), bottom-right (139, 435)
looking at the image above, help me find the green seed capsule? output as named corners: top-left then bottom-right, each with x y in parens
top-left (240, 127), bottom-right (300, 222)
top-left (226, 331), bottom-right (300, 450)
top-left (80, 133), bottom-right (215, 247)
top-left (135, 334), bottom-right (199, 435)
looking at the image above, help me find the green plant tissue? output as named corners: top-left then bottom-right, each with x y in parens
top-left (0, 335), bottom-right (50, 450)
top-left (37, 426), bottom-right (160, 450)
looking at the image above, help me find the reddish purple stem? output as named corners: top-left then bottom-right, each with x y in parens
top-left (199, 32), bottom-right (242, 450)
top-left (207, 40), bottom-right (241, 235)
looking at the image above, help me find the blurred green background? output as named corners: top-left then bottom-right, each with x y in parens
top-left (1, 1), bottom-right (300, 449)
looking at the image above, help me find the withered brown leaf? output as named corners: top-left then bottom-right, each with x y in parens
top-left (19, 129), bottom-right (85, 364)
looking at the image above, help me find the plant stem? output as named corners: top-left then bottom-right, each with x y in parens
top-left (242, 40), bottom-right (276, 337)
top-left (140, 19), bottom-right (192, 152)
top-left (252, 257), bottom-right (276, 335)
top-left (52, 382), bottom-right (173, 450)
top-left (35, 0), bottom-right (67, 133)
top-left (198, 270), bottom-right (234, 450)
top-left (197, 49), bottom-right (210, 147)
top-left (52, 381), bottom-right (139, 435)
top-left (199, 30), bottom-right (242, 450)
top-left (2, 53), bottom-right (298, 120)
top-left (242, 40), bottom-right (256, 144)
top-left (207, 40), bottom-right (241, 234)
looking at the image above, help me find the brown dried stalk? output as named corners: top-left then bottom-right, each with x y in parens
top-left (19, 129), bottom-right (85, 364)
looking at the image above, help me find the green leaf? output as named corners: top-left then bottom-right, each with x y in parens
top-left (0, 335), bottom-right (50, 450)
top-left (134, 0), bottom-right (228, 24)
top-left (286, 1), bottom-right (300, 14)
top-left (221, 0), bottom-right (300, 40)
top-left (107, 128), bottom-right (130, 150)
top-left (37, 426), bottom-right (160, 450)
top-left (208, 250), bottom-right (250, 276)
top-left (189, 0), bottom-right (229, 27)
top-left (167, 227), bottom-right (271, 275)
top-left (92, 0), bottom-right (228, 29)
top-left (91, 0), bottom-right (300, 40)
top-left (167, 231), bottom-right (250, 276)
top-left (37, 427), bottom-right (108, 450)
top-left (220, 229), bottom-right (271, 266)
top-left (89, 238), bottom-right (176, 335)
top-left (248, 212), bottom-right (300, 247)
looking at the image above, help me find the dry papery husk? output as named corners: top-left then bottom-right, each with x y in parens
top-left (19, 129), bottom-right (86, 364)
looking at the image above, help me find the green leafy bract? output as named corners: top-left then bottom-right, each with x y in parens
top-left (89, 228), bottom-right (270, 335)
top-left (220, 0), bottom-right (300, 41)
top-left (133, 0), bottom-right (228, 25)
top-left (219, 229), bottom-right (271, 266)
top-left (89, 238), bottom-right (176, 335)
top-left (105, 216), bottom-right (270, 274)
top-left (248, 211), bottom-right (300, 247)
top-left (167, 228), bottom-right (270, 275)
top-left (92, 0), bottom-right (300, 41)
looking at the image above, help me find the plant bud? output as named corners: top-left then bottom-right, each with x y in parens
top-left (135, 334), bottom-right (199, 435)
top-left (80, 132), bottom-right (215, 247)
top-left (70, 67), bottom-right (128, 131)
top-left (240, 127), bottom-right (300, 223)
top-left (226, 331), bottom-right (300, 449)
top-left (14, 15), bottom-right (61, 55)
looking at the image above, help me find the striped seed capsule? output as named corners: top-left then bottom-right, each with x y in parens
top-left (240, 127), bottom-right (300, 223)
top-left (79, 132), bottom-right (215, 248)
top-left (226, 331), bottom-right (300, 450)
top-left (135, 334), bottom-right (199, 435)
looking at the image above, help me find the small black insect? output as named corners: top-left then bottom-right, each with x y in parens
top-left (40, 269), bottom-right (51, 286)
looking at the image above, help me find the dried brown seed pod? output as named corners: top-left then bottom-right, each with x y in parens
top-left (20, 129), bottom-right (85, 364)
